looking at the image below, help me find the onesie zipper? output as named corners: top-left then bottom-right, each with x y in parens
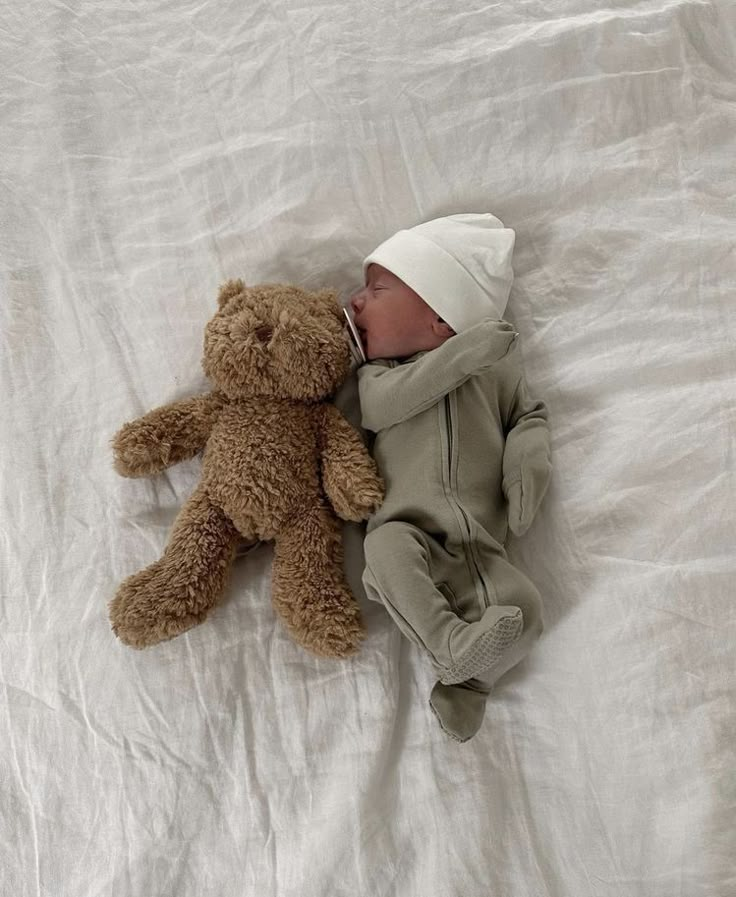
top-left (443, 394), bottom-right (491, 610)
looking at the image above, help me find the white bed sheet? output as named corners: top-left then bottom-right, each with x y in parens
top-left (1, 1), bottom-right (735, 895)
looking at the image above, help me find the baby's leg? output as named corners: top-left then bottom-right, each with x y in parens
top-left (362, 522), bottom-right (522, 682)
top-left (429, 680), bottom-right (490, 743)
top-left (429, 554), bottom-right (544, 741)
top-left (471, 551), bottom-right (544, 690)
top-left (363, 522), bottom-right (460, 664)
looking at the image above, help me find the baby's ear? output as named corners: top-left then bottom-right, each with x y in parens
top-left (217, 279), bottom-right (246, 309)
top-left (433, 316), bottom-right (456, 337)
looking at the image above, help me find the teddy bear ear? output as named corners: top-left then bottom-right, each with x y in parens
top-left (217, 279), bottom-right (246, 309)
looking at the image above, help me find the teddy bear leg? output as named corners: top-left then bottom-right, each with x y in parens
top-left (271, 503), bottom-right (365, 658)
top-left (110, 484), bottom-right (240, 648)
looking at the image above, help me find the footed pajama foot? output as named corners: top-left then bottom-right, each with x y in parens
top-left (429, 680), bottom-right (490, 743)
top-left (440, 606), bottom-right (523, 685)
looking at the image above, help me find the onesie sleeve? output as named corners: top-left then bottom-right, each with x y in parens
top-left (358, 320), bottom-right (518, 433)
top-left (502, 374), bottom-right (552, 536)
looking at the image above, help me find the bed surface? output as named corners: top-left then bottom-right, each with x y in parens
top-left (1, 1), bottom-right (734, 895)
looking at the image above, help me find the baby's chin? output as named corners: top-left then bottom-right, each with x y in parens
top-left (364, 336), bottom-right (391, 361)
top-left (362, 330), bottom-right (426, 361)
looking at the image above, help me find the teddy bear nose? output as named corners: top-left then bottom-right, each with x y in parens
top-left (255, 325), bottom-right (274, 344)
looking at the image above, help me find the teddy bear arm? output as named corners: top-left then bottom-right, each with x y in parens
top-left (113, 392), bottom-right (224, 478)
top-left (317, 404), bottom-right (385, 522)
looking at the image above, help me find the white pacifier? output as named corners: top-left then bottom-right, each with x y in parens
top-left (342, 305), bottom-right (366, 364)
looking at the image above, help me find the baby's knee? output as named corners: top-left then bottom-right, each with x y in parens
top-left (364, 521), bottom-right (426, 568)
top-left (491, 558), bottom-right (544, 634)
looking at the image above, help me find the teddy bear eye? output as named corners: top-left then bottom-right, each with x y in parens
top-left (255, 325), bottom-right (274, 343)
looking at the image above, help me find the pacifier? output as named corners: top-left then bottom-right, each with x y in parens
top-left (341, 297), bottom-right (366, 364)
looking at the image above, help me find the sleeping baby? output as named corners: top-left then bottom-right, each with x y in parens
top-left (346, 213), bottom-right (552, 742)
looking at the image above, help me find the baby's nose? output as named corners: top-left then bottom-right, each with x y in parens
top-left (350, 292), bottom-right (365, 314)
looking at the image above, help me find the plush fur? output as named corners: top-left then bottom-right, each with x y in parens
top-left (110, 280), bottom-right (384, 657)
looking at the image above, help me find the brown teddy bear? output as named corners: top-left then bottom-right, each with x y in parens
top-left (110, 279), bottom-right (384, 658)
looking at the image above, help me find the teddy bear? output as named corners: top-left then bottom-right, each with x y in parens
top-left (110, 279), bottom-right (384, 658)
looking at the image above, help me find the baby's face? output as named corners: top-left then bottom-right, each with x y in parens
top-left (349, 264), bottom-right (453, 361)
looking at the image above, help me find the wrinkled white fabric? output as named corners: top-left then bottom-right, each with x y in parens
top-left (1, 2), bottom-right (735, 896)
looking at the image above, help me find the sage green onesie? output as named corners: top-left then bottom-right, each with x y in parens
top-left (357, 319), bottom-right (552, 742)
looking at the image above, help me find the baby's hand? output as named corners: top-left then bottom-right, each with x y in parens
top-left (506, 481), bottom-right (529, 537)
top-left (505, 454), bottom-right (552, 537)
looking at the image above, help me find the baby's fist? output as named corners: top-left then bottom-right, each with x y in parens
top-left (506, 481), bottom-right (529, 537)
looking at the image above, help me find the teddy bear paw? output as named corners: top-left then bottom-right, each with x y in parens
top-left (297, 608), bottom-right (365, 659)
top-left (112, 424), bottom-right (171, 478)
top-left (109, 564), bottom-right (210, 649)
top-left (330, 475), bottom-right (385, 522)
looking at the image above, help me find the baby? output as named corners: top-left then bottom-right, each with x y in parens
top-left (347, 213), bottom-right (552, 742)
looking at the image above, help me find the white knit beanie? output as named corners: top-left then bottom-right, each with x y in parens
top-left (363, 213), bottom-right (515, 333)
